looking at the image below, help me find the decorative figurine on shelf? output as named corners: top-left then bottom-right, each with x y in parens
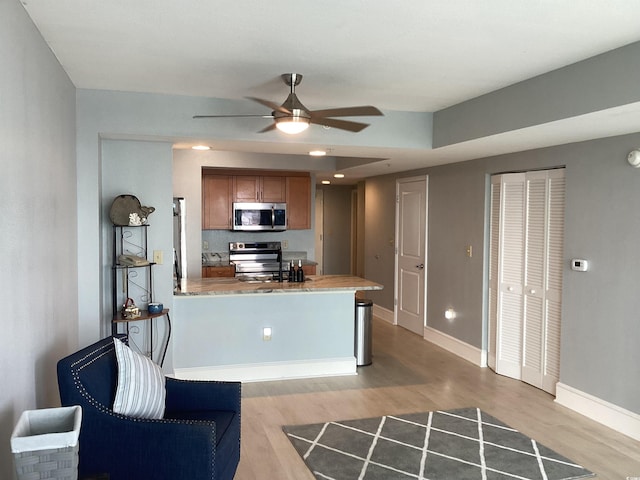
top-left (122, 298), bottom-right (141, 319)
top-left (109, 194), bottom-right (155, 226)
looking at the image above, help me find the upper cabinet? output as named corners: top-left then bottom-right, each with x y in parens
top-left (286, 175), bottom-right (311, 229)
top-left (233, 175), bottom-right (286, 203)
top-left (202, 174), bottom-right (232, 230)
top-left (203, 169), bottom-right (311, 230)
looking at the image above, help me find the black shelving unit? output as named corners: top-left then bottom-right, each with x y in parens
top-left (111, 224), bottom-right (171, 366)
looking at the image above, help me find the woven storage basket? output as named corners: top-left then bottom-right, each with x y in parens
top-left (11, 406), bottom-right (82, 480)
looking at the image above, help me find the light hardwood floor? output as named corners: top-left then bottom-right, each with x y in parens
top-left (235, 317), bottom-right (640, 479)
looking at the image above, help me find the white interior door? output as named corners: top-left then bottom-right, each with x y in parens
top-left (395, 176), bottom-right (427, 335)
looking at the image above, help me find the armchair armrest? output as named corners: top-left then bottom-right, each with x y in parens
top-left (164, 377), bottom-right (241, 414)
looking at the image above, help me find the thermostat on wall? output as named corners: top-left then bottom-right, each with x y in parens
top-left (571, 259), bottom-right (589, 272)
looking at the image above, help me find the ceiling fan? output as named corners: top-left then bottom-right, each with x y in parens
top-left (193, 73), bottom-right (383, 134)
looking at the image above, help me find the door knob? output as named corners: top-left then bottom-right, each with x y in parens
top-left (530, 289), bottom-right (536, 294)
top-left (507, 286), bottom-right (514, 292)
top-left (416, 263), bottom-right (424, 270)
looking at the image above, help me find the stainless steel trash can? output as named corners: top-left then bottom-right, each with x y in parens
top-left (355, 298), bottom-right (373, 366)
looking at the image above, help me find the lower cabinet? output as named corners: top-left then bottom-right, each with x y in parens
top-left (202, 265), bottom-right (235, 278)
top-left (302, 265), bottom-right (316, 276)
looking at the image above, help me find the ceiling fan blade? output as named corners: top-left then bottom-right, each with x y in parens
top-left (193, 114), bottom-right (273, 119)
top-left (309, 117), bottom-right (370, 133)
top-left (246, 97), bottom-right (291, 115)
top-left (258, 123), bottom-right (277, 133)
top-left (309, 106), bottom-right (383, 118)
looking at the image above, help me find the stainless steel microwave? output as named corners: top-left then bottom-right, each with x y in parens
top-left (232, 202), bottom-right (287, 231)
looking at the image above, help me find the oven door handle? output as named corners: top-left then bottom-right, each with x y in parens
top-left (271, 205), bottom-right (275, 229)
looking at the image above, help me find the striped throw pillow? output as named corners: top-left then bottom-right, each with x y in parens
top-left (112, 337), bottom-right (166, 419)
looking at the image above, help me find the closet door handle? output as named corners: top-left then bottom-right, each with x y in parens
top-left (416, 263), bottom-right (424, 270)
top-left (530, 289), bottom-right (536, 294)
top-left (507, 286), bottom-right (514, 292)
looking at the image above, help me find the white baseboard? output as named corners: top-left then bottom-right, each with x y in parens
top-left (555, 382), bottom-right (640, 441)
top-left (373, 304), bottom-right (394, 324)
top-left (173, 357), bottom-right (357, 383)
top-left (423, 326), bottom-right (486, 367)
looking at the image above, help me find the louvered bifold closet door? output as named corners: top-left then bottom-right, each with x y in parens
top-left (490, 168), bottom-right (565, 395)
top-left (542, 170), bottom-right (565, 394)
top-left (495, 173), bottom-right (526, 379)
top-left (488, 178), bottom-right (501, 371)
top-left (521, 172), bottom-right (548, 389)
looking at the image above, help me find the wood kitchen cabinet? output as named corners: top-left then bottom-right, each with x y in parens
top-left (233, 175), bottom-right (286, 203)
top-left (286, 175), bottom-right (311, 229)
top-left (202, 174), bottom-right (232, 229)
top-left (202, 265), bottom-right (235, 278)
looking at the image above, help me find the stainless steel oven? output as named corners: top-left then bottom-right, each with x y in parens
top-left (232, 202), bottom-right (287, 231)
top-left (229, 241), bottom-right (283, 281)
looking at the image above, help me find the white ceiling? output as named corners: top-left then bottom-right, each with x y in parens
top-left (21, 0), bottom-right (640, 182)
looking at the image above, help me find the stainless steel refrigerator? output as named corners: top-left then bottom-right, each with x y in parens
top-left (173, 197), bottom-right (186, 288)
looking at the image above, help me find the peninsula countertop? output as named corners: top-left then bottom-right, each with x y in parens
top-left (175, 275), bottom-right (383, 296)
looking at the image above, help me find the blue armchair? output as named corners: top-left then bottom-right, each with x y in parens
top-left (57, 335), bottom-right (241, 480)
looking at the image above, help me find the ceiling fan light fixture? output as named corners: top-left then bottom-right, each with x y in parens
top-left (275, 117), bottom-right (309, 134)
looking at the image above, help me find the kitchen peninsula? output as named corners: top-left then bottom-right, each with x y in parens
top-left (172, 275), bottom-right (382, 382)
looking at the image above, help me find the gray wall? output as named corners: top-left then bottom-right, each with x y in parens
top-left (363, 132), bottom-right (640, 415)
top-left (320, 185), bottom-right (355, 275)
top-left (433, 41), bottom-right (640, 147)
top-left (0, 1), bottom-right (77, 477)
top-left (364, 176), bottom-right (398, 308)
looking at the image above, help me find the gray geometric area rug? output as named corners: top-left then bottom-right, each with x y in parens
top-left (283, 407), bottom-right (595, 480)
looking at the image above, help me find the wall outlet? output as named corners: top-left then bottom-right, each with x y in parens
top-left (203, 241), bottom-right (209, 251)
top-left (153, 250), bottom-right (163, 265)
top-left (282, 240), bottom-right (289, 249)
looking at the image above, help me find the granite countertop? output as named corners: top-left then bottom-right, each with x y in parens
top-left (175, 275), bottom-right (382, 296)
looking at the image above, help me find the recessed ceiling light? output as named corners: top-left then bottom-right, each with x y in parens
top-left (192, 145), bottom-right (211, 151)
top-left (321, 180), bottom-right (331, 185)
top-left (309, 150), bottom-right (326, 157)
top-left (333, 173), bottom-right (345, 178)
